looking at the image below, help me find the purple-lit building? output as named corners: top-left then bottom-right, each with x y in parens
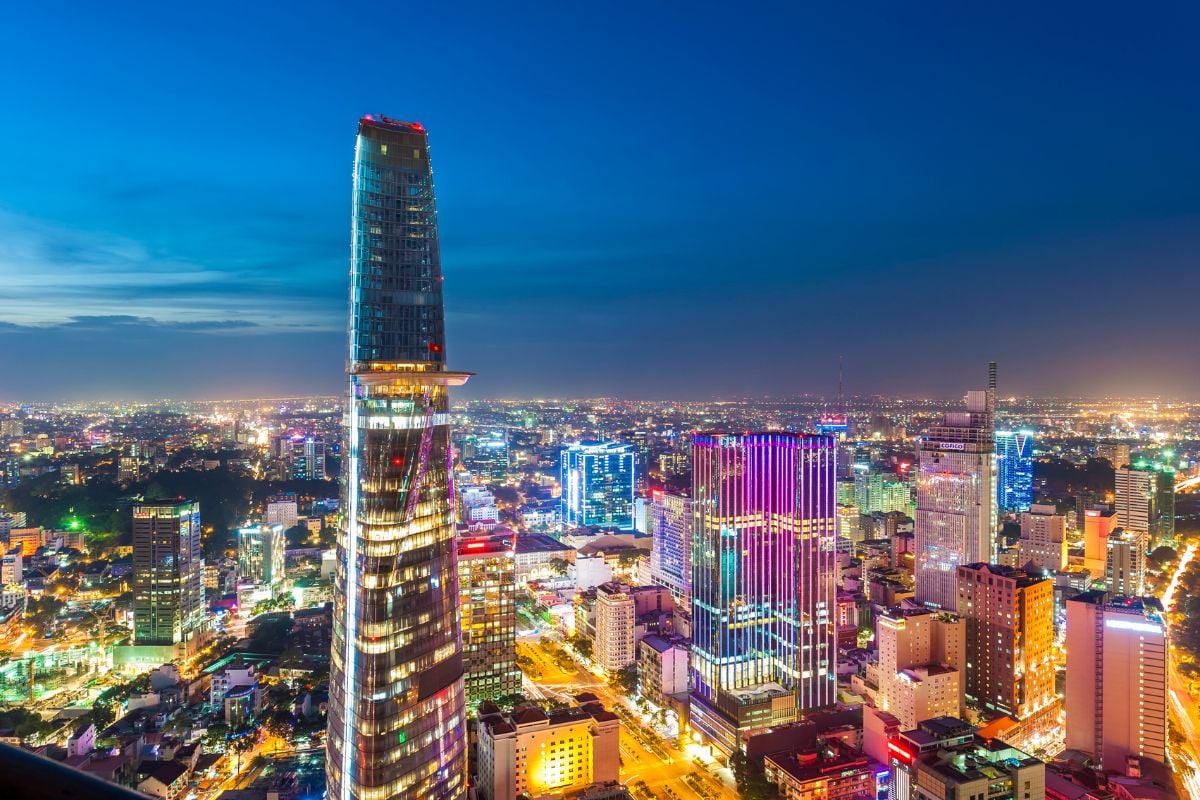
top-left (689, 433), bottom-right (837, 753)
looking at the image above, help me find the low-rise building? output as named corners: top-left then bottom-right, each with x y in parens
top-left (764, 738), bottom-right (881, 800)
top-left (137, 761), bottom-right (190, 800)
top-left (638, 635), bottom-right (688, 707)
top-left (476, 699), bottom-right (620, 800)
top-left (888, 716), bottom-right (1045, 800)
top-left (513, 532), bottom-right (575, 584)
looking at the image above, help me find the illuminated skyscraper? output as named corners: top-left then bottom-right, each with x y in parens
top-left (649, 490), bottom-right (692, 604)
top-left (913, 370), bottom-right (997, 611)
top-left (327, 115), bottom-right (469, 800)
top-left (689, 433), bottom-right (836, 753)
top-left (560, 441), bottom-right (636, 529)
top-left (132, 500), bottom-right (204, 653)
top-left (458, 532), bottom-right (520, 707)
top-left (994, 430), bottom-right (1034, 512)
top-left (238, 524), bottom-right (285, 587)
top-left (1114, 467), bottom-right (1155, 534)
top-left (1065, 593), bottom-right (1167, 769)
top-left (288, 435), bottom-right (327, 480)
top-left (955, 563), bottom-right (1055, 722)
top-left (1105, 527), bottom-right (1149, 596)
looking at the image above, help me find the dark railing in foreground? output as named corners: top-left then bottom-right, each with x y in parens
top-left (0, 741), bottom-right (146, 800)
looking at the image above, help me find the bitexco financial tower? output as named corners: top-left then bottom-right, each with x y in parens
top-left (327, 114), bottom-right (470, 800)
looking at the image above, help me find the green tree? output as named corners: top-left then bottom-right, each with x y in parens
top-left (609, 664), bottom-right (638, 694)
top-left (495, 693), bottom-right (527, 710)
top-left (202, 722), bottom-right (230, 749)
top-left (263, 708), bottom-right (294, 744)
top-left (729, 750), bottom-right (778, 800)
top-left (570, 636), bottom-right (593, 660)
top-left (284, 523), bottom-right (310, 548)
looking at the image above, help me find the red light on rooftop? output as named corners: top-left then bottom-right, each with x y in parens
top-left (410, 121), bottom-right (425, 131)
top-left (887, 740), bottom-right (915, 765)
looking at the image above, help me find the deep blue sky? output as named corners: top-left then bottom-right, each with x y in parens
top-left (2, 2), bottom-right (1198, 400)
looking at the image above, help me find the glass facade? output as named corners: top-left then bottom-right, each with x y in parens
top-left (914, 392), bottom-right (997, 611)
top-left (132, 501), bottom-right (203, 648)
top-left (238, 524), bottom-right (285, 586)
top-left (689, 433), bottom-right (837, 740)
top-left (560, 441), bottom-right (636, 529)
top-left (458, 534), bottom-right (520, 707)
top-left (995, 430), bottom-right (1034, 512)
top-left (327, 116), bottom-right (469, 800)
top-left (650, 491), bottom-right (692, 604)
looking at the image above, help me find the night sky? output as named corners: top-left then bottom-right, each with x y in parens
top-left (2, 3), bottom-right (1198, 401)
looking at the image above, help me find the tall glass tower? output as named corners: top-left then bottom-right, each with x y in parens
top-left (995, 430), bottom-right (1034, 512)
top-left (327, 115), bottom-right (470, 800)
top-left (913, 373), bottom-right (998, 610)
top-left (688, 433), bottom-right (837, 753)
top-left (560, 440), bottom-right (637, 529)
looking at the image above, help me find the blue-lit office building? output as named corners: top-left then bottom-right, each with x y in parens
top-left (996, 430), bottom-right (1034, 512)
top-left (560, 441), bottom-right (636, 529)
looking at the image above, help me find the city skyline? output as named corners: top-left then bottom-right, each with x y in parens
top-left (4, 6), bottom-right (1200, 800)
top-left (3, 5), bottom-right (1200, 400)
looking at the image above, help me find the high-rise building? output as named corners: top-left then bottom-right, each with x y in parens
top-left (288, 436), bottom-right (327, 481)
top-left (1017, 504), bottom-right (1066, 572)
top-left (238, 524), bottom-right (285, 587)
top-left (1114, 467), bottom-right (1155, 535)
top-left (1105, 528), bottom-right (1149, 597)
top-left (1082, 506), bottom-right (1117, 575)
top-left (458, 533), bottom-right (520, 707)
top-left (649, 490), bottom-right (692, 603)
top-left (913, 375), bottom-right (997, 610)
top-left (118, 456), bottom-right (140, 483)
top-left (462, 429), bottom-right (508, 483)
top-left (955, 563), bottom-right (1055, 721)
top-left (1098, 442), bottom-right (1132, 470)
top-left (853, 464), bottom-right (914, 516)
top-left (995, 430), bottom-right (1034, 512)
top-left (1065, 592), bottom-right (1167, 769)
top-left (1154, 469), bottom-right (1176, 544)
top-left (132, 501), bottom-right (204, 652)
top-left (327, 115), bottom-right (469, 800)
top-left (265, 492), bottom-right (300, 530)
top-left (560, 441), bottom-right (636, 529)
top-left (689, 432), bottom-right (836, 752)
top-left (874, 608), bottom-right (965, 730)
top-left (594, 583), bottom-right (638, 672)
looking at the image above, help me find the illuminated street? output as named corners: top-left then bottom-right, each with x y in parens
top-left (518, 635), bottom-right (738, 800)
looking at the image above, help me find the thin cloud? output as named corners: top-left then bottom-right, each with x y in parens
top-left (0, 210), bottom-right (341, 332)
